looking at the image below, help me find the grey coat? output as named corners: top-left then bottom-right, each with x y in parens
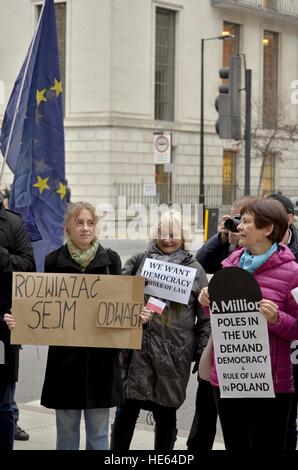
top-left (121, 248), bottom-right (208, 408)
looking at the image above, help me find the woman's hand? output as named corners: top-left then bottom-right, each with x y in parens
top-left (259, 299), bottom-right (279, 325)
top-left (140, 307), bottom-right (153, 325)
top-left (4, 313), bottom-right (16, 330)
top-left (198, 287), bottom-right (210, 307)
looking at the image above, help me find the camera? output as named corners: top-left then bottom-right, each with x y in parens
top-left (223, 215), bottom-right (241, 233)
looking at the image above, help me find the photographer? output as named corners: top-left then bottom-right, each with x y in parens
top-left (195, 196), bottom-right (257, 274)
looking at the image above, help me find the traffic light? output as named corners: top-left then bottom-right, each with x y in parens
top-left (215, 55), bottom-right (241, 140)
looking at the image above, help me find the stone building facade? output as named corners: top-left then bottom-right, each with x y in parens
top-left (1, 0), bottom-right (298, 211)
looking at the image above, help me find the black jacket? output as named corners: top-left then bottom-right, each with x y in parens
top-left (40, 243), bottom-right (124, 410)
top-left (0, 204), bottom-right (36, 389)
top-left (288, 224), bottom-right (298, 262)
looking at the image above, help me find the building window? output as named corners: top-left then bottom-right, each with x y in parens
top-left (222, 150), bottom-right (237, 205)
top-left (263, 30), bottom-right (278, 129)
top-left (37, 2), bottom-right (66, 113)
top-left (222, 22), bottom-right (240, 67)
top-left (155, 8), bottom-right (175, 121)
top-left (261, 153), bottom-right (275, 195)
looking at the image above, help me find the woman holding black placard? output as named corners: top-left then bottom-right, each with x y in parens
top-left (198, 197), bottom-right (298, 450)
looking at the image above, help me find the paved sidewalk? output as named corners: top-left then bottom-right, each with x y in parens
top-left (14, 401), bottom-right (225, 450)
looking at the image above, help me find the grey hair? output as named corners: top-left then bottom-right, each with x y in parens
top-left (150, 210), bottom-right (192, 249)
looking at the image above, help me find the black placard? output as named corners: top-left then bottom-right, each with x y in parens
top-left (208, 267), bottom-right (262, 313)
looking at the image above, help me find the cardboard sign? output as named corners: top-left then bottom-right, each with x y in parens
top-left (11, 272), bottom-right (144, 349)
top-left (209, 267), bottom-right (274, 398)
top-left (141, 258), bottom-right (196, 305)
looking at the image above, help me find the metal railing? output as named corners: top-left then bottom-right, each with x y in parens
top-left (115, 182), bottom-right (298, 207)
top-left (115, 182), bottom-right (200, 207)
top-left (211, 0), bottom-right (298, 16)
top-left (114, 182), bottom-right (244, 209)
top-left (114, 182), bottom-right (298, 209)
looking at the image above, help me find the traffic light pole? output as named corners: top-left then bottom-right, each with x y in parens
top-left (199, 34), bottom-right (234, 208)
top-left (244, 68), bottom-right (252, 195)
top-left (199, 38), bottom-right (205, 206)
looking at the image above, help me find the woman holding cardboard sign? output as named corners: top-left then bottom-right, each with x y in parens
top-left (198, 198), bottom-right (298, 450)
top-left (2, 202), bottom-right (120, 450)
top-left (110, 210), bottom-right (209, 450)
top-left (5, 201), bottom-right (154, 450)
top-left (38, 201), bottom-right (126, 449)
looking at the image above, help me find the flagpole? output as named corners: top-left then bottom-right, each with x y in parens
top-left (0, 0), bottom-right (46, 188)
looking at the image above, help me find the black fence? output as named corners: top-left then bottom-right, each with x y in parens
top-left (114, 182), bottom-right (294, 209)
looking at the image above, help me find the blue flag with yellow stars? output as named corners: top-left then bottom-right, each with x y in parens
top-left (0, 0), bottom-right (66, 271)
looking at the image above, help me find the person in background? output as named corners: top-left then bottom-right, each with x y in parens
top-left (33, 202), bottom-right (123, 450)
top-left (199, 198), bottom-right (298, 450)
top-left (110, 210), bottom-right (209, 450)
top-left (0, 197), bottom-right (36, 450)
top-left (2, 185), bottom-right (11, 209)
top-left (187, 195), bottom-right (256, 451)
top-left (267, 193), bottom-right (298, 450)
top-left (195, 196), bottom-right (257, 272)
top-left (0, 189), bottom-right (31, 442)
top-left (65, 179), bottom-right (71, 205)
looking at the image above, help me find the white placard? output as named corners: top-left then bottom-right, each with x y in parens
top-left (153, 133), bottom-right (171, 164)
top-left (291, 287), bottom-right (298, 304)
top-left (141, 258), bottom-right (196, 305)
top-left (210, 311), bottom-right (274, 398)
top-left (143, 183), bottom-right (156, 197)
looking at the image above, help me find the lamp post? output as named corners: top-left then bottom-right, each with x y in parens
top-left (199, 34), bottom-right (235, 207)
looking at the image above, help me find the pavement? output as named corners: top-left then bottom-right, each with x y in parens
top-left (14, 400), bottom-right (225, 450)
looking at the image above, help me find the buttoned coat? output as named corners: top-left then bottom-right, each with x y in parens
top-left (0, 204), bottom-right (35, 388)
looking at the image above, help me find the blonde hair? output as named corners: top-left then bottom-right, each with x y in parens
top-left (151, 210), bottom-right (192, 249)
top-left (64, 201), bottom-right (99, 240)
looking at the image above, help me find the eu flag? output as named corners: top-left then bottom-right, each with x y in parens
top-left (0, 0), bottom-right (66, 271)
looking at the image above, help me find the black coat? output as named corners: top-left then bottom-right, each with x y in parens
top-left (0, 204), bottom-right (36, 389)
top-left (40, 243), bottom-right (124, 410)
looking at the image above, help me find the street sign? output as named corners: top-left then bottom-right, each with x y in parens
top-left (154, 133), bottom-right (171, 164)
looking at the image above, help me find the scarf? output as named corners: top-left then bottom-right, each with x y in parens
top-left (67, 238), bottom-right (100, 271)
top-left (146, 240), bottom-right (193, 265)
top-left (239, 242), bottom-right (278, 273)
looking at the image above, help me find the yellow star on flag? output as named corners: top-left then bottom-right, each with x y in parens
top-left (51, 79), bottom-right (63, 97)
top-left (56, 182), bottom-right (66, 200)
top-left (33, 176), bottom-right (50, 194)
top-left (36, 89), bottom-right (47, 106)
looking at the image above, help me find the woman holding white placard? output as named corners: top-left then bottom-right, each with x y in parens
top-left (198, 197), bottom-right (298, 450)
top-left (110, 210), bottom-right (209, 450)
